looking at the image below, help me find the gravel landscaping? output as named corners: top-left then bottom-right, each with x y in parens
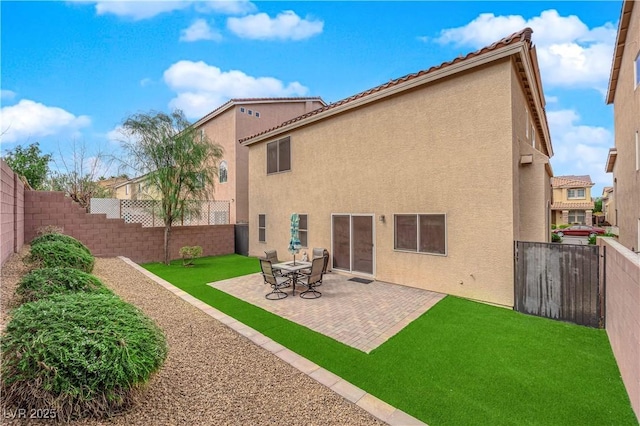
top-left (1, 250), bottom-right (385, 425)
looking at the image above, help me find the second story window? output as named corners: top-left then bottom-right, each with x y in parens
top-left (567, 188), bottom-right (585, 199)
top-left (635, 50), bottom-right (640, 88)
top-left (267, 137), bottom-right (291, 174)
top-left (219, 161), bottom-right (228, 183)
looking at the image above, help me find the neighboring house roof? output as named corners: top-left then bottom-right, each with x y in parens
top-left (551, 202), bottom-right (595, 210)
top-left (605, 148), bottom-right (617, 172)
top-left (241, 28), bottom-right (553, 157)
top-left (192, 97), bottom-right (327, 129)
top-left (113, 174), bottom-right (148, 189)
top-left (606, 0), bottom-right (635, 104)
top-left (551, 175), bottom-right (595, 188)
top-left (602, 186), bottom-right (614, 198)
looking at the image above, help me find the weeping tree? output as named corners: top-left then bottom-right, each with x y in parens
top-left (120, 110), bottom-right (224, 264)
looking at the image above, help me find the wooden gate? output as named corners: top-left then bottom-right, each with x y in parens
top-left (514, 241), bottom-right (601, 327)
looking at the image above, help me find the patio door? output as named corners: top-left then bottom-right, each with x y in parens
top-left (332, 214), bottom-right (374, 275)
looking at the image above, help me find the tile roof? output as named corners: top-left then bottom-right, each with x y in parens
top-left (551, 202), bottom-right (595, 210)
top-left (192, 97), bottom-right (326, 128)
top-left (551, 175), bottom-right (594, 188)
top-left (240, 28), bottom-right (535, 144)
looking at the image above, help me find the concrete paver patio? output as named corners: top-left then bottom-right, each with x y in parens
top-left (209, 271), bottom-right (445, 353)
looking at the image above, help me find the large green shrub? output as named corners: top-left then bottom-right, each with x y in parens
top-left (31, 233), bottom-right (91, 254)
top-left (16, 268), bottom-right (112, 303)
top-left (1, 293), bottom-right (167, 421)
top-left (29, 241), bottom-right (94, 272)
top-left (551, 233), bottom-right (562, 243)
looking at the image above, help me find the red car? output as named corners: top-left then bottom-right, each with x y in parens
top-left (553, 225), bottom-right (606, 237)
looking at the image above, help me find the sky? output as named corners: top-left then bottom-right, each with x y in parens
top-left (0, 0), bottom-right (624, 196)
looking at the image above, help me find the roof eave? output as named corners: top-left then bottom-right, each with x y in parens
top-left (605, 148), bottom-right (618, 173)
top-left (243, 41), bottom-right (528, 147)
top-left (606, 0), bottom-right (634, 105)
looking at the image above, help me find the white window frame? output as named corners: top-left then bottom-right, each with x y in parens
top-left (568, 210), bottom-right (586, 224)
top-left (531, 126), bottom-right (536, 148)
top-left (567, 188), bottom-right (586, 199)
top-left (393, 213), bottom-right (447, 256)
top-left (125, 184), bottom-right (129, 195)
top-left (219, 160), bottom-right (228, 184)
top-left (525, 107), bottom-right (529, 138)
top-left (258, 214), bottom-right (266, 243)
top-left (266, 137), bottom-right (291, 175)
top-left (635, 50), bottom-right (640, 89)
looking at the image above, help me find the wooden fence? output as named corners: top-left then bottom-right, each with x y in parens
top-left (514, 241), bottom-right (601, 328)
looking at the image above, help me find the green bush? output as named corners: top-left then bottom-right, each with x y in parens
top-left (31, 233), bottom-right (91, 254)
top-left (588, 235), bottom-right (597, 245)
top-left (179, 245), bottom-right (203, 267)
top-left (29, 241), bottom-right (94, 272)
top-left (551, 233), bottom-right (562, 243)
top-left (1, 293), bottom-right (167, 421)
top-left (551, 224), bottom-right (557, 230)
top-left (16, 268), bottom-right (112, 303)
top-left (558, 224), bottom-right (571, 229)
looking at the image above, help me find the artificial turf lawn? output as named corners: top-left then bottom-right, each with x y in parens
top-left (144, 254), bottom-right (637, 426)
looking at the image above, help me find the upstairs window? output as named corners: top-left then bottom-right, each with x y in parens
top-left (635, 51), bottom-right (640, 88)
top-left (567, 188), bottom-right (585, 199)
top-left (219, 161), bottom-right (228, 183)
top-left (267, 137), bottom-right (291, 174)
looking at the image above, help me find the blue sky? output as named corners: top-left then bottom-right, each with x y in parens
top-left (0, 1), bottom-right (623, 195)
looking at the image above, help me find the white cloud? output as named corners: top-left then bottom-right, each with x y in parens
top-left (0, 99), bottom-right (91, 144)
top-left (195, 0), bottom-right (256, 15)
top-left (93, 0), bottom-right (191, 20)
top-left (547, 109), bottom-right (612, 188)
top-left (227, 10), bottom-right (323, 40)
top-left (140, 77), bottom-right (153, 87)
top-left (180, 18), bottom-right (222, 42)
top-left (163, 60), bottom-right (309, 118)
top-left (433, 10), bottom-right (616, 91)
top-left (1, 90), bottom-right (16, 100)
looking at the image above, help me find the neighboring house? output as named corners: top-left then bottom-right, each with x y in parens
top-left (242, 28), bottom-right (553, 308)
top-left (605, 0), bottom-right (640, 252)
top-left (113, 175), bottom-right (153, 200)
top-left (602, 186), bottom-right (616, 227)
top-left (550, 175), bottom-right (595, 226)
top-left (192, 98), bottom-right (326, 224)
top-left (95, 176), bottom-right (128, 198)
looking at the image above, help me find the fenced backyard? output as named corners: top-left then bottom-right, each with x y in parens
top-left (90, 198), bottom-right (230, 226)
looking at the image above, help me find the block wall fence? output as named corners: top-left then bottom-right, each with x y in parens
top-left (599, 238), bottom-right (640, 421)
top-left (1, 160), bottom-right (25, 265)
top-left (23, 191), bottom-right (234, 263)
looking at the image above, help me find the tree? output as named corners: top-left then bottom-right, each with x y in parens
top-left (49, 141), bottom-right (114, 210)
top-left (3, 142), bottom-right (52, 189)
top-left (120, 110), bottom-right (224, 265)
top-left (593, 197), bottom-right (602, 213)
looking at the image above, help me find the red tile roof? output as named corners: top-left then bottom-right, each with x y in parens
top-left (551, 202), bottom-right (595, 210)
top-left (240, 28), bottom-right (535, 144)
top-left (551, 175), bottom-right (594, 188)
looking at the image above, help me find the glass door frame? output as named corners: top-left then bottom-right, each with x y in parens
top-left (330, 213), bottom-right (376, 277)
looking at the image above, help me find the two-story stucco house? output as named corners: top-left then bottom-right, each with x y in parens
top-left (550, 175), bottom-right (595, 225)
top-left (602, 186), bottom-right (616, 227)
top-left (241, 28), bottom-right (553, 308)
top-left (605, 0), bottom-right (640, 252)
top-left (192, 98), bottom-right (326, 224)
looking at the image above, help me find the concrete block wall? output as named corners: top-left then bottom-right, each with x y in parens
top-left (24, 191), bottom-right (234, 263)
top-left (1, 160), bottom-right (24, 265)
top-left (599, 238), bottom-right (640, 421)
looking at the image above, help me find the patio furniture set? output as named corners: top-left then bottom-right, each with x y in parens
top-left (260, 248), bottom-right (329, 300)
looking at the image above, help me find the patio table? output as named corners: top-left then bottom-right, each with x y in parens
top-left (272, 261), bottom-right (312, 296)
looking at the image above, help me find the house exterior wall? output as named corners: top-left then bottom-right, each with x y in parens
top-left (248, 59), bottom-right (530, 307)
top-left (1, 160), bottom-right (25, 266)
top-left (510, 64), bottom-right (552, 242)
top-left (198, 100), bottom-right (325, 224)
top-left (611, 3), bottom-right (640, 251)
top-left (552, 186), bottom-right (593, 203)
top-left (604, 191), bottom-right (616, 225)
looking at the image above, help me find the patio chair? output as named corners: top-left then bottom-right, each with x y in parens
top-left (260, 259), bottom-right (291, 300)
top-left (301, 248), bottom-right (329, 285)
top-left (264, 249), bottom-right (287, 279)
top-left (298, 256), bottom-right (324, 299)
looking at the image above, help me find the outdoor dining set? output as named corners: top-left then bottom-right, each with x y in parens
top-left (260, 248), bottom-right (329, 300)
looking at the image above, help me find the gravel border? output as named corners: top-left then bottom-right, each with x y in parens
top-left (1, 252), bottom-right (386, 425)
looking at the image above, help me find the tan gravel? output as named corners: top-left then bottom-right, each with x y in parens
top-left (1, 252), bottom-right (385, 425)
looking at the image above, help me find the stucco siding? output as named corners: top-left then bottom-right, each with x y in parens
top-left (248, 60), bottom-right (518, 306)
top-left (611, 3), bottom-right (640, 251)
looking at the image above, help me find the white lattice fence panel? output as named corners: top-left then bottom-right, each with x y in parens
top-left (208, 201), bottom-right (229, 225)
top-left (90, 198), bottom-right (120, 219)
top-left (121, 200), bottom-right (157, 227)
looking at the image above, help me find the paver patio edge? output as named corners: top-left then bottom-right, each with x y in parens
top-left (119, 256), bottom-right (427, 426)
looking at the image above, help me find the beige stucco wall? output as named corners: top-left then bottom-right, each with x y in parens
top-left (248, 59), bottom-right (534, 307)
top-left (604, 192), bottom-right (616, 225)
top-left (552, 186), bottom-right (593, 203)
top-left (510, 64), bottom-right (552, 242)
top-left (198, 100), bottom-right (324, 224)
top-left (611, 4), bottom-right (640, 251)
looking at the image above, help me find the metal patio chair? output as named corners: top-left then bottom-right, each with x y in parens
top-left (298, 256), bottom-right (324, 299)
top-left (260, 259), bottom-right (291, 300)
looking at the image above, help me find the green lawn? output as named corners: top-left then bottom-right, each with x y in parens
top-left (144, 254), bottom-right (637, 426)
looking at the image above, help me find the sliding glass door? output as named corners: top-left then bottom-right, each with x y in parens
top-left (331, 214), bottom-right (374, 275)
